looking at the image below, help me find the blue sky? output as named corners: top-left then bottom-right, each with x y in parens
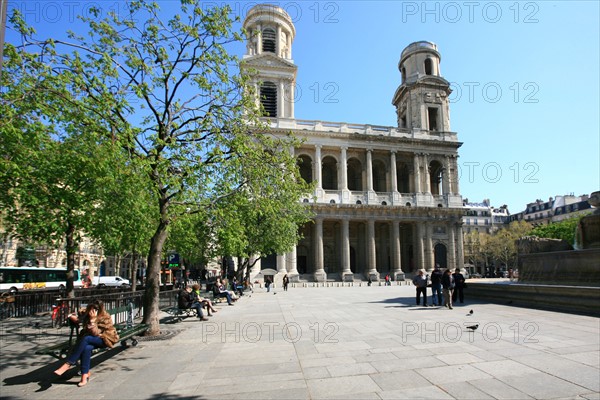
top-left (6, 1), bottom-right (599, 213)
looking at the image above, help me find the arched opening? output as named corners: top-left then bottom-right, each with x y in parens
top-left (347, 158), bottom-right (363, 191)
top-left (429, 160), bottom-right (444, 195)
top-left (424, 58), bottom-right (433, 75)
top-left (260, 82), bottom-right (277, 117)
top-left (322, 156), bottom-right (338, 190)
top-left (372, 159), bottom-right (387, 192)
top-left (397, 162), bottom-right (411, 193)
top-left (297, 245), bottom-right (308, 274)
top-left (297, 155), bottom-right (313, 184)
top-left (401, 66), bottom-right (406, 83)
top-left (434, 243), bottom-right (447, 269)
top-left (262, 28), bottom-right (276, 53)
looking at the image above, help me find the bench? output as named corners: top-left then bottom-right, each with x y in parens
top-left (162, 306), bottom-right (198, 322)
top-left (35, 304), bottom-right (148, 360)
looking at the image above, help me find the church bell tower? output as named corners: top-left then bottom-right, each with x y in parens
top-left (392, 41), bottom-right (452, 133)
top-left (242, 5), bottom-right (297, 119)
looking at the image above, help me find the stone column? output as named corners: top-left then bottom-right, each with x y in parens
top-left (426, 223), bottom-right (434, 272)
top-left (366, 149), bottom-right (373, 192)
top-left (314, 218), bottom-right (326, 282)
top-left (278, 80), bottom-right (285, 118)
top-left (416, 223), bottom-right (425, 271)
top-left (367, 219), bottom-right (378, 280)
top-left (448, 223), bottom-right (456, 270)
top-left (392, 221), bottom-right (405, 280)
top-left (390, 151), bottom-right (398, 193)
top-left (443, 156), bottom-right (451, 195)
top-left (413, 153), bottom-right (421, 193)
top-left (456, 224), bottom-right (465, 270)
top-left (341, 219), bottom-right (353, 281)
top-left (452, 156), bottom-right (460, 194)
top-left (289, 79), bottom-right (295, 118)
top-left (315, 145), bottom-right (322, 190)
top-left (340, 146), bottom-right (348, 190)
top-left (276, 254), bottom-right (287, 274)
top-left (423, 154), bottom-right (431, 194)
top-left (276, 25), bottom-right (282, 57)
top-left (257, 25), bottom-right (262, 54)
top-left (287, 246), bottom-right (299, 282)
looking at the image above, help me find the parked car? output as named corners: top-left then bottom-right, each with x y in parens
top-left (92, 276), bottom-right (130, 288)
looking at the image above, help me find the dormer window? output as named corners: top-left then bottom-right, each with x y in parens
top-left (262, 28), bottom-right (276, 53)
top-left (260, 82), bottom-right (277, 117)
top-left (424, 58), bottom-right (433, 75)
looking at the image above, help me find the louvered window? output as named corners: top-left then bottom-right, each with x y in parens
top-left (262, 28), bottom-right (276, 53)
top-left (260, 82), bottom-right (277, 117)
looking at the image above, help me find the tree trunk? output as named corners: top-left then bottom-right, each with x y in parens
top-left (142, 221), bottom-right (169, 336)
top-left (64, 222), bottom-right (76, 298)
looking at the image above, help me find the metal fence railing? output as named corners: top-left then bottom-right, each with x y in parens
top-left (0, 288), bottom-right (179, 324)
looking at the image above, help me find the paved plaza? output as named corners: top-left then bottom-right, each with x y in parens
top-left (1, 284), bottom-right (599, 399)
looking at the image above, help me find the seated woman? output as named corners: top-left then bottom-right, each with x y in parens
top-left (53, 300), bottom-right (119, 387)
top-left (191, 284), bottom-right (217, 316)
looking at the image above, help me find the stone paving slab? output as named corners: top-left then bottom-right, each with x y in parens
top-left (1, 284), bottom-right (599, 399)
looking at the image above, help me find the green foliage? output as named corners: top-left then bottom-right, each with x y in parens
top-left (4, 1), bottom-right (312, 333)
top-left (529, 216), bottom-right (585, 245)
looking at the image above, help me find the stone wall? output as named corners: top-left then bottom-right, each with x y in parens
top-left (467, 281), bottom-right (600, 317)
top-left (518, 248), bottom-right (600, 286)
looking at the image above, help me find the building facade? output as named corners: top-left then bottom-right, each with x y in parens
top-left (463, 199), bottom-right (509, 235)
top-left (509, 194), bottom-right (592, 226)
top-left (241, 5), bottom-right (464, 282)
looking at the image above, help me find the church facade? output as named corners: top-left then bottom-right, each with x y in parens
top-left (241, 5), bottom-right (464, 282)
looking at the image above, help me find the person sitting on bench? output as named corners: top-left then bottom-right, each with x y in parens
top-left (191, 284), bottom-right (217, 316)
top-left (212, 280), bottom-right (234, 305)
top-left (179, 284), bottom-right (208, 321)
top-left (53, 300), bottom-right (119, 387)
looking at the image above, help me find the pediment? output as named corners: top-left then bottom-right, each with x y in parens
top-left (242, 53), bottom-right (297, 70)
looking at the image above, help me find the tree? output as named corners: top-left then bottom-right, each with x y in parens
top-left (0, 43), bottom-right (123, 297)
top-left (5, 1), bottom-right (311, 335)
top-left (530, 216), bottom-right (584, 246)
top-left (212, 168), bottom-right (314, 281)
top-left (463, 230), bottom-right (491, 273)
top-left (488, 221), bottom-right (532, 269)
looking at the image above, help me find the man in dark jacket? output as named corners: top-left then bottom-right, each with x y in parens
top-left (441, 269), bottom-right (455, 309)
top-left (452, 268), bottom-right (466, 304)
top-left (178, 285), bottom-right (208, 320)
top-left (430, 264), bottom-right (443, 306)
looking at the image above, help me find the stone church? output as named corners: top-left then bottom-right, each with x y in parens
top-left (241, 4), bottom-right (464, 282)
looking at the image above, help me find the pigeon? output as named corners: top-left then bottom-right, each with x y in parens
top-left (466, 324), bottom-right (479, 331)
top-left (466, 309), bottom-right (473, 316)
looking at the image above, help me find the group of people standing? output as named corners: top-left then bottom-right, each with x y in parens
top-left (412, 265), bottom-right (466, 309)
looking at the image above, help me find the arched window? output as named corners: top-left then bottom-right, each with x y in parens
top-left (321, 156), bottom-right (338, 190)
top-left (372, 160), bottom-right (387, 192)
top-left (347, 158), bottom-right (363, 191)
top-left (260, 82), bottom-right (277, 117)
top-left (262, 28), bottom-right (276, 53)
top-left (429, 160), bottom-right (444, 195)
top-left (424, 58), bottom-right (433, 75)
top-left (397, 163), bottom-right (410, 193)
top-left (297, 155), bottom-right (313, 184)
top-left (401, 66), bottom-right (406, 83)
